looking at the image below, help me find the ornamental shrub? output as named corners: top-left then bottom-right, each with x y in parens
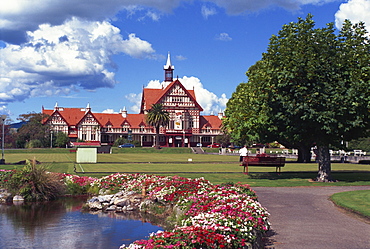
top-left (62, 174), bottom-right (96, 195)
top-left (3, 159), bottom-right (66, 201)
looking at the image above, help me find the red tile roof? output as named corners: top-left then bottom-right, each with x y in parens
top-left (141, 79), bottom-right (203, 112)
top-left (200, 115), bottom-right (223, 129)
top-left (43, 108), bottom-right (87, 125)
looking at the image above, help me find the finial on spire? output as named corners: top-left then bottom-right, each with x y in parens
top-left (164, 52), bottom-right (174, 70)
top-left (54, 102), bottom-right (59, 111)
top-left (164, 52), bottom-right (174, 82)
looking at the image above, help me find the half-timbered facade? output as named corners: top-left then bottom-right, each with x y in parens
top-left (42, 54), bottom-right (224, 147)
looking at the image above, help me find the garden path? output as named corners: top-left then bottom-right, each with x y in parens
top-left (253, 186), bottom-right (370, 249)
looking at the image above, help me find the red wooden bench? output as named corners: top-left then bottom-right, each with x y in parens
top-left (241, 154), bottom-right (286, 174)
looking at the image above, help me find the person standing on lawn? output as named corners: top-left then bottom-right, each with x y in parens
top-left (239, 145), bottom-right (248, 165)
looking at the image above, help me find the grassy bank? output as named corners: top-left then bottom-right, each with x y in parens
top-left (1, 149), bottom-right (370, 187)
top-left (331, 190), bottom-right (370, 219)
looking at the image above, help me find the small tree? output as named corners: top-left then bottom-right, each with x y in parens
top-left (145, 104), bottom-right (170, 149)
top-left (55, 131), bottom-right (69, 147)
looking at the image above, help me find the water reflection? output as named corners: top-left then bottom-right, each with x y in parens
top-left (0, 197), bottom-right (163, 249)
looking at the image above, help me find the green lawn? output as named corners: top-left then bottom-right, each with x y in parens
top-left (1, 149), bottom-right (370, 187)
top-left (331, 190), bottom-right (370, 219)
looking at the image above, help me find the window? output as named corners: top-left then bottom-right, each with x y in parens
top-left (203, 137), bottom-right (211, 142)
top-left (140, 126), bottom-right (145, 132)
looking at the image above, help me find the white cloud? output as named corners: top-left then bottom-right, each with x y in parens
top-left (0, 17), bottom-right (155, 103)
top-left (102, 109), bottom-right (116, 113)
top-left (125, 92), bottom-right (142, 113)
top-left (0, 0), bottom-right (338, 44)
top-left (0, 0), bottom-right (182, 44)
top-left (335, 0), bottom-right (370, 30)
top-left (180, 76), bottom-right (228, 114)
top-left (175, 55), bottom-right (187, 61)
top-left (201, 5), bottom-right (218, 19)
top-left (126, 76), bottom-right (228, 114)
top-left (216, 32), bottom-right (232, 41)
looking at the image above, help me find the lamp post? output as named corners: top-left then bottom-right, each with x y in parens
top-left (1, 115), bottom-right (6, 164)
top-left (50, 129), bottom-right (53, 148)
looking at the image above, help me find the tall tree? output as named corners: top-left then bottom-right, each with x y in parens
top-left (223, 62), bottom-right (272, 147)
top-left (225, 15), bottom-right (370, 182)
top-left (145, 104), bottom-right (170, 149)
top-left (16, 112), bottom-right (51, 148)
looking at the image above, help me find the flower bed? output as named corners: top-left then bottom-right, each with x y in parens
top-left (83, 173), bottom-right (270, 248)
top-left (2, 170), bottom-right (270, 247)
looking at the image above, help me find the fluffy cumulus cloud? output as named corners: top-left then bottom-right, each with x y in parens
top-left (125, 92), bottom-right (143, 113)
top-left (126, 76), bottom-right (228, 114)
top-left (0, 0), bottom-right (339, 44)
top-left (0, 0), bottom-right (183, 44)
top-left (335, 0), bottom-right (370, 30)
top-left (0, 17), bottom-right (155, 104)
top-left (0, 0), bottom-right (337, 108)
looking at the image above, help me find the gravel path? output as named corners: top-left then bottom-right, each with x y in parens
top-left (253, 186), bottom-right (370, 249)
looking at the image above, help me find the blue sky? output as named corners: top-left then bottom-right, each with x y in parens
top-left (1, 0), bottom-right (370, 122)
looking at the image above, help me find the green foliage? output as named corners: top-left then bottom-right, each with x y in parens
top-left (2, 159), bottom-right (66, 201)
top-left (145, 104), bottom-right (170, 149)
top-left (55, 131), bottom-right (69, 147)
top-left (113, 137), bottom-right (128, 147)
top-left (15, 112), bottom-right (51, 148)
top-left (347, 137), bottom-right (370, 152)
top-left (25, 139), bottom-right (43, 148)
top-left (215, 134), bottom-right (231, 147)
top-left (224, 15), bottom-right (370, 180)
top-left (113, 137), bottom-right (141, 147)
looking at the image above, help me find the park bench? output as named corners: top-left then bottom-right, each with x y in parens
top-left (241, 154), bottom-right (286, 174)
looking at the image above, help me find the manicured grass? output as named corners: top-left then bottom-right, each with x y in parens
top-left (1, 149), bottom-right (370, 187)
top-left (330, 190), bottom-right (370, 218)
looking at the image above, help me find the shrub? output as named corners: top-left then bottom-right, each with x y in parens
top-left (26, 139), bottom-right (43, 148)
top-left (3, 159), bottom-right (66, 201)
top-left (61, 174), bottom-right (96, 195)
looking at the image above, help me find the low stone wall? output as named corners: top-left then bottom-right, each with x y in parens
top-left (86, 190), bottom-right (149, 212)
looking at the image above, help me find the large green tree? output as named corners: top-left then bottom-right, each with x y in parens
top-left (224, 15), bottom-right (370, 182)
top-left (145, 104), bottom-right (170, 149)
top-left (16, 112), bottom-right (51, 148)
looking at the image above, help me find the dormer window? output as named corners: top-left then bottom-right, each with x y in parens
top-left (140, 126), bottom-right (145, 132)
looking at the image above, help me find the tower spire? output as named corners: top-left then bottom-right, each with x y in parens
top-left (164, 52), bottom-right (174, 82)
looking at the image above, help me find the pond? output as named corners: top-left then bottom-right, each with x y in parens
top-left (0, 197), bottom-right (163, 249)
